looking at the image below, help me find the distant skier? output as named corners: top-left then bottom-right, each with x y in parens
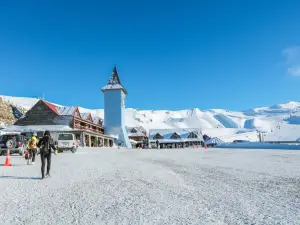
top-left (156, 140), bottom-right (159, 149)
top-left (37, 131), bottom-right (57, 179)
top-left (27, 132), bottom-right (38, 165)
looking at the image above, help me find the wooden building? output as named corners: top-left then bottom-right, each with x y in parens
top-left (13, 100), bottom-right (114, 147)
top-left (126, 127), bottom-right (148, 148)
top-left (148, 128), bottom-right (204, 149)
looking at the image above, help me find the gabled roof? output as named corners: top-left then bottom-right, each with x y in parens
top-left (101, 66), bottom-right (128, 94)
top-left (149, 128), bottom-right (203, 141)
top-left (38, 100), bottom-right (103, 125)
top-left (205, 137), bottom-right (225, 145)
top-left (73, 107), bottom-right (82, 118)
top-left (170, 132), bottom-right (181, 139)
top-left (81, 112), bottom-right (93, 122)
top-left (126, 126), bottom-right (147, 137)
top-left (131, 128), bottom-right (138, 133)
top-left (153, 133), bottom-right (164, 139)
top-left (57, 106), bottom-right (77, 116)
top-left (42, 100), bottom-right (60, 115)
top-left (86, 113), bottom-right (93, 122)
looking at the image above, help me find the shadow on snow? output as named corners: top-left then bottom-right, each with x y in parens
top-left (0, 176), bottom-right (41, 180)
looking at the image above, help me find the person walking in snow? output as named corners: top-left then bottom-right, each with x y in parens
top-left (27, 132), bottom-right (38, 165)
top-left (37, 131), bottom-right (57, 179)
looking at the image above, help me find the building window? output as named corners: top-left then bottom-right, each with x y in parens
top-left (153, 133), bottom-right (163, 140)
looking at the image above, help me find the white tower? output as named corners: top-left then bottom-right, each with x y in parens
top-left (101, 67), bottom-right (132, 148)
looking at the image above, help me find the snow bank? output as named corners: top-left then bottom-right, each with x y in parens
top-left (218, 142), bottom-right (300, 150)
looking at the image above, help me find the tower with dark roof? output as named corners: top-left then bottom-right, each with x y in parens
top-left (101, 67), bottom-right (132, 148)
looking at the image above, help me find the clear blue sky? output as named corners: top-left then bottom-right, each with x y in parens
top-left (0, 0), bottom-right (299, 111)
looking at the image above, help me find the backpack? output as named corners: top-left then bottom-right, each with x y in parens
top-left (41, 137), bottom-right (51, 154)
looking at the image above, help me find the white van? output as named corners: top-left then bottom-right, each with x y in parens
top-left (57, 133), bottom-right (78, 153)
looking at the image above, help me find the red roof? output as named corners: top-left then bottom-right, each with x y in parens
top-left (42, 100), bottom-right (60, 115)
top-left (40, 100), bottom-right (102, 126)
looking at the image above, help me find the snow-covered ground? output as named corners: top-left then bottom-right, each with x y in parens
top-left (0, 148), bottom-right (299, 225)
top-left (2, 95), bottom-right (300, 141)
top-left (218, 142), bottom-right (300, 150)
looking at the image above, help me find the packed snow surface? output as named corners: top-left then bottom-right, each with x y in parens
top-left (0, 148), bottom-right (299, 225)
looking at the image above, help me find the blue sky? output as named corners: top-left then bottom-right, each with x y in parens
top-left (0, 0), bottom-right (299, 111)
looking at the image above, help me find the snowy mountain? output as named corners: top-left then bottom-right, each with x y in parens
top-left (1, 95), bottom-right (300, 141)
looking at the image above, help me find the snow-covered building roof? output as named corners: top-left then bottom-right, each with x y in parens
top-left (15, 100), bottom-right (103, 128)
top-left (149, 128), bottom-right (203, 141)
top-left (57, 106), bottom-right (77, 116)
top-left (205, 137), bottom-right (225, 145)
top-left (101, 66), bottom-right (128, 94)
top-left (126, 127), bottom-right (147, 137)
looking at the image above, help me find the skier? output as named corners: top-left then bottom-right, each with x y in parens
top-left (27, 132), bottom-right (38, 165)
top-left (156, 140), bottom-right (159, 149)
top-left (37, 131), bottom-right (57, 179)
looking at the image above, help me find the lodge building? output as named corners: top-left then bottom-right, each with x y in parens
top-left (11, 100), bottom-right (114, 147)
top-left (126, 126), bottom-right (148, 148)
top-left (148, 128), bottom-right (204, 149)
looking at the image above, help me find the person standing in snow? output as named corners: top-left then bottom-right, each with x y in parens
top-left (27, 132), bottom-right (38, 165)
top-left (37, 131), bottom-right (57, 179)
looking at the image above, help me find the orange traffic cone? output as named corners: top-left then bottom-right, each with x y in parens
top-left (3, 152), bottom-right (12, 166)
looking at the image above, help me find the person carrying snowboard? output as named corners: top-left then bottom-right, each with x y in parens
top-left (37, 130), bottom-right (57, 179)
top-left (27, 132), bottom-right (38, 165)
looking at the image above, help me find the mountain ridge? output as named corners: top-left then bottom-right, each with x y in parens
top-left (1, 95), bottom-right (300, 141)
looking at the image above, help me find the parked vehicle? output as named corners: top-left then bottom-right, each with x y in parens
top-left (0, 133), bottom-right (26, 156)
top-left (56, 133), bottom-right (78, 153)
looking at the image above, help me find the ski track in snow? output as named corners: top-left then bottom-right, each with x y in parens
top-left (0, 148), bottom-right (300, 225)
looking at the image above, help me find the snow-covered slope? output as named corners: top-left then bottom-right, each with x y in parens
top-left (0, 96), bottom-right (39, 110)
top-left (1, 95), bottom-right (300, 141)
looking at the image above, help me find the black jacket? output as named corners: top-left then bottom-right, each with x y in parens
top-left (37, 135), bottom-right (56, 152)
